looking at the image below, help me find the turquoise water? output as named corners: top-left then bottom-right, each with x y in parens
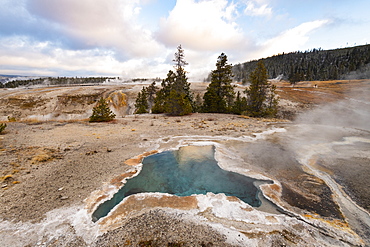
top-left (92, 146), bottom-right (267, 222)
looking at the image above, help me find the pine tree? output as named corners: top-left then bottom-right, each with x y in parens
top-left (152, 70), bottom-right (176, 114)
top-left (265, 84), bottom-right (279, 117)
top-left (171, 45), bottom-right (193, 111)
top-left (202, 53), bottom-right (235, 113)
top-left (146, 82), bottom-right (159, 111)
top-left (245, 61), bottom-right (279, 117)
top-left (134, 87), bottom-right (149, 114)
top-left (173, 44), bottom-right (188, 70)
top-left (89, 98), bottom-right (116, 122)
top-left (152, 45), bottom-right (193, 116)
top-left (232, 91), bottom-right (248, 115)
top-left (165, 89), bottom-right (192, 116)
top-left (193, 93), bottom-right (203, 113)
top-left (202, 86), bottom-right (223, 113)
top-left (151, 89), bottom-right (166, 114)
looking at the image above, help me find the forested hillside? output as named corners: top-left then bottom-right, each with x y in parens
top-left (0, 76), bottom-right (116, 88)
top-left (232, 44), bottom-right (370, 83)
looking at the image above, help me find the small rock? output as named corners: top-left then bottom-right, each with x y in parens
top-left (85, 150), bottom-right (98, 155)
top-left (60, 196), bottom-right (69, 200)
top-left (58, 187), bottom-right (64, 191)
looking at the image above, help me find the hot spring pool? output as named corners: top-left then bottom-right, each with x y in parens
top-left (92, 145), bottom-right (270, 222)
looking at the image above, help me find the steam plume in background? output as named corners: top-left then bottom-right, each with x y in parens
top-left (295, 86), bottom-right (370, 132)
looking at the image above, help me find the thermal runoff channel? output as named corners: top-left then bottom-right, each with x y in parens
top-left (92, 145), bottom-right (269, 222)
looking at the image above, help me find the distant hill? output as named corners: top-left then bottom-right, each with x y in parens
top-left (0, 76), bottom-right (117, 88)
top-left (0, 75), bottom-right (49, 85)
top-left (0, 74), bottom-right (21, 78)
top-left (232, 44), bottom-right (370, 83)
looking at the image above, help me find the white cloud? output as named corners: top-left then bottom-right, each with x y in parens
top-left (0, 0), bottom-right (176, 77)
top-left (27, 0), bottom-right (164, 59)
top-left (1, 0), bottom-right (349, 81)
top-left (243, 1), bottom-right (272, 17)
top-left (120, 58), bottom-right (170, 79)
top-left (260, 20), bottom-right (330, 57)
top-left (156, 0), bottom-right (245, 51)
top-left (175, 50), bottom-right (213, 80)
top-left (0, 36), bottom-right (125, 76)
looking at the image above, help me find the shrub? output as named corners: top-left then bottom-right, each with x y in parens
top-left (0, 123), bottom-right (6, 134)
top-left (7, 116), bottom-right (16, 122)
top-left (89, 98), bottom-right (116, 122)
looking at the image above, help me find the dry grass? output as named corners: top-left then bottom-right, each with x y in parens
top-left (31, 153), bottom-right (52, 163)
top-left (276, 79), bottom-right (369, 105)
top-left (19, 118), bottom-right (90, 125)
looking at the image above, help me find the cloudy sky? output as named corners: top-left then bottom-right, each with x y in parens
top-left (0, 0), bottom-right (369, 80)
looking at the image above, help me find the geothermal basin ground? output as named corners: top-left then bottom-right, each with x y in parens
top-left (0, 80), bottom-right (369, 246)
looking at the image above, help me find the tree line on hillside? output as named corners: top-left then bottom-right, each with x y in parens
top-left (135, 45), bottom-right (279, 117)
top-left (232, 44), bottom-right (370, 84)
top-left (1, 76), bottom-right (116, 88)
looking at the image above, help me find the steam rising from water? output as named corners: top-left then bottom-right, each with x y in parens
top-left (296, 83), bottom-right (370, 131)
top-left (283, 89), bottom-right (370, 244)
